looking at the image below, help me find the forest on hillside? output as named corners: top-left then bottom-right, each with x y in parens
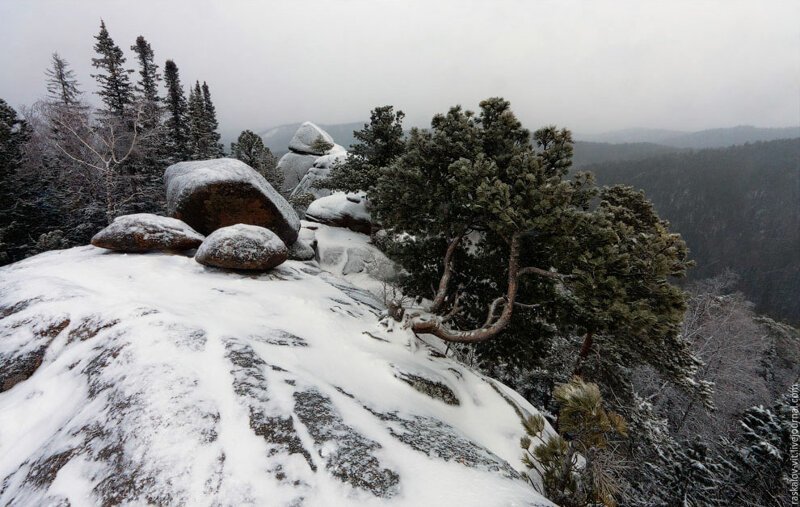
top-left (587, 139), bottom-right (800, 324)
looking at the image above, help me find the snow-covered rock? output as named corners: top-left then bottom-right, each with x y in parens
top-left (195, 224), bottom-right (288, 271)
top-left (164, 158), bottom-right (300, 245)
top-left (91, 214), bottom-right (204, 252)
top-left (276, 152), bottom-right (319, 193)
top-left (0, 247), bottom-right (555, 506)
top-left (289, 122), bottom-right (335, 156)
top-left (305, 192), bottom-right (373, 234)
top-left (304, 221), bottom-right (397, 296)
top-left (290, 149), bottom-right (348, 201)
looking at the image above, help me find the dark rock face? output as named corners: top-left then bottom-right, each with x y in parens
top-left (165, 158), bottom-right (300, 245)
top-left (394, 370), bottom-right (460, 405)
top-left (195, 224), bottom-right (288, 271)
top-left (293, 389), bottom-right (400, 498)
top-left (91, 214), bottom-right (204, 252)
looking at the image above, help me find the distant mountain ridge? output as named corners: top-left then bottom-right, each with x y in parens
top-left (260, 122), bottom-right (800, 165)
top-left (579, 125), bottom-right (800, 149)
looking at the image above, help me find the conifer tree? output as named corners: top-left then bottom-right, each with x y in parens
top-left (230, 129), bottom-right (282, 189)
top-left (90, 20), bottom-right (133, 118)
top-left (130, 36), bottom-right (161, 129)
top-left (320, 105), bottom-right (405, 192)
top-left (45, 53), bottom-right (82, 107)
top-left (201, 81), bottom-right (224, 157)
top-left (162, 59), bottom-right (189, 162)
top-left (188, 81), bottom-right (206, 159)
top-left (0, 98), bottom-right (32, 264)
top-left (369, 98), bottom-right (707, 411)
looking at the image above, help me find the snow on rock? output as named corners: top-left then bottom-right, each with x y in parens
top-left (276, 152), bottom-right (319, 193)
top-left (195, 224), bottom-right (288, 271)
top-left (287, 239), bottom-right (315, 261)
top-left (165, 158), bottom-right (300, 245)
top-left (289, 122), bottom-right (335, 156)
top-left (305, 192), bottom-right (373, 234)
top-left (290, 148), bottom-right (348, 201)
top-left (304, 221), bottom-right (397, 297)
top-left (91, 214), bottom-right (204, 252)
top-left (0, 247), bottom-right (555, 506)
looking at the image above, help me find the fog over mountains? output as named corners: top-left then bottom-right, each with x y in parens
top-left (260, 123), bottom-right (800, 156)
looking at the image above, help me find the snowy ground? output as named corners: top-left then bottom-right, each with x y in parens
top-left (0, 243), bottom-right (554, 506)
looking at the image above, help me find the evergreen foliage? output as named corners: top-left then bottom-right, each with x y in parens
top-left (366, 98), bottom-right (704, 407)
top-left (0, 98), bottom-right (32, 263)
top-left (201, 81), bottom-right (224, 157)
top-left (320, 105), bottom-right (405, 192)
top-left (309, 135), bottom-right (333, 154)
top-left (230, 129), bottom-right (282, 189)
top-left (45, 53), bottom-right (82, 107)
top-left (162, 59), bottom-right (190, 162)
top-left (130, 36), bottom-right (161, 129)
top-left (90, 20), bottom-right (134, 118)
top-left (188, 81), bottom-right (224, 159)
top-left (521, 377), bottom-right (626, 507)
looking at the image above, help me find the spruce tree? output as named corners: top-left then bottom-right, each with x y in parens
top-left (0, 99), bottom-right (32, 264)
top-left (320, 105), bottom-right (405, 192)
top-left (230, 129), bottom-right (282, 189)
top-left (129, 35), bottom-right (165, 212)
top-left (90, 20), bottom-right (133, 117)
top-left (130, 36), bottom-right (161, 129)
top-left (187, 81), bottom-right (206, 159)
top-left (201, 81), bottom-right (224, 157)
top-left (162, 59), bottom-right (189, 162)
top-left (45, 53), bottom-right (82, 107)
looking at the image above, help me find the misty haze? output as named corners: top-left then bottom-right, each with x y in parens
top-left (1, 1), bottom-right (798, 506)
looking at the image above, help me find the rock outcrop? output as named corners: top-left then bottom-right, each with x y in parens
top-left (195, 224), bottom-right (288, 271)
top-left (277, 122), bottom-right (347, 195)
top-left (305, 192), bottom-right (373, 234)
top-left (288, 121), bottom-right (335, 155)
top-left (91, 214), bottom-right (204, 252)
top-left (289, 149), bottom-right (348, 201)
top-left (165, 158), bottom-right (300, 245)
top-left (0, 246), bottom-right (555, 506)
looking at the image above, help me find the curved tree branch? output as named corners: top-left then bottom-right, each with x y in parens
top-left (429, 233), bottom-right (465, 314)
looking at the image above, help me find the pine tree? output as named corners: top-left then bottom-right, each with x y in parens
top-left (90, 20), bottom-right (134, 118)
top-left (201, 81), bottom-right (223, 157)
top-left (162, 59), bottom-right (189, 162)
top-left (45, 53), bottom-right (82, 107)
top-left (230, 129), bottom-right (282, 189)
top-left (520, 378), bottom-right (627, 507)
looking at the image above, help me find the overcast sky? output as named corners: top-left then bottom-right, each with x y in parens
top-left (1, 0), bottom-right (798, 140)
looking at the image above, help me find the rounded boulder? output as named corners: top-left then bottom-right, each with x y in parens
top-left (91, 214), bottom-right (204, 252)
top-left (195, 224), bottom-right (288, 271)
top-left (165, 158), bottom-right (300, 245)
